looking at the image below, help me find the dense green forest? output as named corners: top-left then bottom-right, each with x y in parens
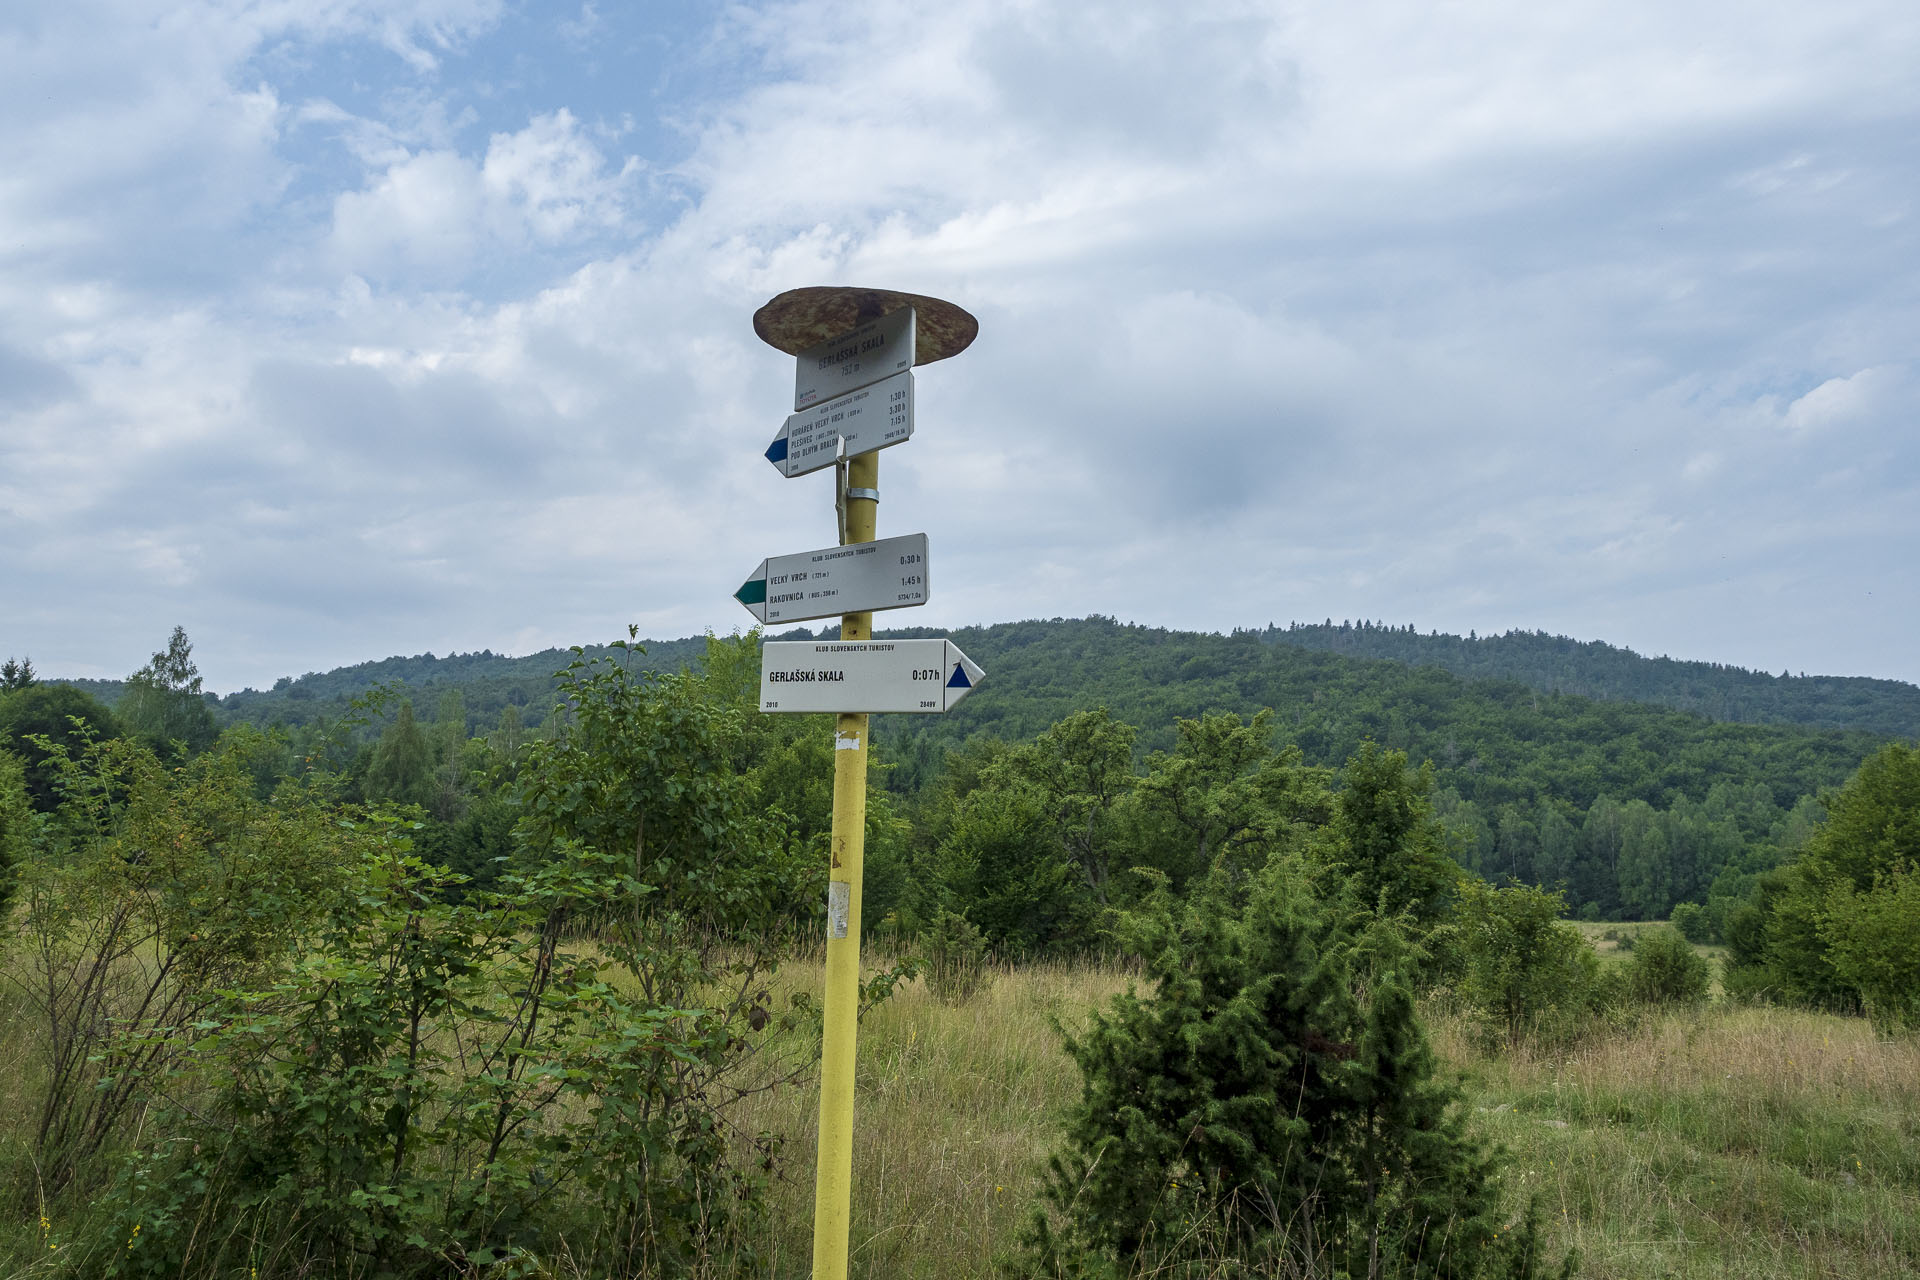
top-left (54, 635), bottom-right (716, 730)
top-left (867, 617), bottom-right (1907, 926)
top-left (17, 616), bottom-right (1916, 926)
top-left (45, 615), bottom-right (1920, 744)
top-left (1266, 618), bottom-right (1920, 737)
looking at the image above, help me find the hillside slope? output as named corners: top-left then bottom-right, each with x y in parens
top-left (868, 617), bottom-right (1886, 812)
top-left (1265, 620), bottom-right (1920, 738)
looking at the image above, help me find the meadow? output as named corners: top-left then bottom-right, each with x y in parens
top-left (718, 953), bottom-right (1920, 1280)
top-left (3, 934), bottom-right (1917, 1278)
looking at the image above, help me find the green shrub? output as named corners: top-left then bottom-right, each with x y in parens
top-left (15, 734), bottom-right (358, 1194)
top-left (921, 907), bottom-right (992, 1004)
top-left (92, 642), bottom-right (818, 1277)
top-left (1622, 926), bottom-right (1710, 1005)
top-left (1819, 867), bottom-right (1920, 1035)
top-left (1669, 901), bottom-right (1711, 944)
top-left (1452, 881), bottom-right (1602, 1049)
top-left (0, 750), bottom-right (34, 916)
top-left (1732, 744), bottom-right (1920, 1014)
top-left (1022, 865), bottom-right (1563, 1279)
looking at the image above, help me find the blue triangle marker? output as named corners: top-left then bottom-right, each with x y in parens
top-left (765, 436), bottom-right (789, 464)
top-left (945, 662), bottom-right (971, 689)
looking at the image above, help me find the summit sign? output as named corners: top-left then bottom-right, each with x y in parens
top-left (792, 306), bottom-right (916, 411)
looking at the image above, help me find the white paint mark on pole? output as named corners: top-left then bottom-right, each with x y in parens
top-left (826, 881), bottom-right (851, 939)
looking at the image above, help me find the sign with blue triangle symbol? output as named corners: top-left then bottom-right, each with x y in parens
top-left (755, 637), bottom-right (984, 714)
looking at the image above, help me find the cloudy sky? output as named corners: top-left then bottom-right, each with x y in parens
top-left (3, 0), bottom-right (1917, 693)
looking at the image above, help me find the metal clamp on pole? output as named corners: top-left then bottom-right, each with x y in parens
top-left (845, 487), bottom-right (879, 503)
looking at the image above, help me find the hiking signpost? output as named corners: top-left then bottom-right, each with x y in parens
top-left (745, 286), bottom-right (982, 1280)
top-left (763, 368), bottom-right (914, 477)
top-left (756, 637), bottom-right (983, 713)
top-left (733, 531), bottom-right (930, 625)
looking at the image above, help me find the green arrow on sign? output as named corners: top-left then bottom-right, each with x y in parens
top-left (734, 555), bottom-right (778, 623)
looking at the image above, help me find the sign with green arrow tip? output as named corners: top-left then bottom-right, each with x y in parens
top-left (734, 532), bottom-right (930, 625)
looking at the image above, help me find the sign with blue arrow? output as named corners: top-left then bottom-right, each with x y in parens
top-left (765, 369), bottom-right (913, 478)
top-left (757, 637), bottom-right (985, 714)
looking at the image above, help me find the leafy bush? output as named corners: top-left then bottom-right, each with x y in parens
top-left (1449, 881), bottom-right (1603, 1049)
top-left (0, 749), bottom-right (34, 916)
top-left (76, 641), bottom-right (818, 1277)
top-left (14, 732), bottom-right (358, 1193)
top-left (1725, 744), bottom-right (1920, 1017)
top-left (932, 783), bottom-right (1089, 956)
top-left (1023, 866), bottom-right (1561, 1279)
top-left (1818, 867), bottom-right (1920, 1034)
top-left (0, 682), bottom-right (122, 809)
top-left (1622, 927), bottom-right (1710, 1005)
top-left (920, 907), bottom-right (992, 1004)
top-left (1668, 901), bottom-right (1711, 943)
top-left (111, 831), bottom-right (804, 1278)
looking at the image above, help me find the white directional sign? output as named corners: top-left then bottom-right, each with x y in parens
top-left (794, 307), bottom-right (916, 411)
top-left (765, 369), bottom-right (913, 478)
top-left (759, 638), bottom-right (984, 714)
top-left (735, 533), bottom-right (930, 625)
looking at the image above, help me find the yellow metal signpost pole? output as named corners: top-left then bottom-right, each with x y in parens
top-left (813, 449), bottom-right (879, 1280)
top-left (748, 286), bottom-right (977, 1280)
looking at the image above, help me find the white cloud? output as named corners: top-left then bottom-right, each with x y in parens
top-left (0, 1), bottom-right (506, 273)
top-left (480, 111), bottom-right (640, 242)
top-left (4, 0), bottom-right (1920, 688)
top-left (1780, 365), bottom-right (1903, 431)
top-left (330, 150), bottom-right (487, 274)
top-left (328, 110), bottom-right (639, 278)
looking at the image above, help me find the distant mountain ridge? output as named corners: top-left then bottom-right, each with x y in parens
top-left (41, 617), bottom-right (1917, 744)
top-left (1261, 621), bottom-right (1920, 739)
top-left (27, 615), bottom-right (1912, 922)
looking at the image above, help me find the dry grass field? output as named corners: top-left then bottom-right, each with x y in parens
top-left (720, 956), bottom-right (1920, 1280)
top-left (3, 948), bottom-right (1915, 1278)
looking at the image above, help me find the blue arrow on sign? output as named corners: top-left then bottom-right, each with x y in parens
top-left (762, 369), bottom-right (913, 478)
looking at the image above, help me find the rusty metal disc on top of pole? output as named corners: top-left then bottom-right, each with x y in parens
top-left (752, 286), bottom-right (978, 365)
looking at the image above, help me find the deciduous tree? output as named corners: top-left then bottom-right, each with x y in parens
top-left (119, 625), bottom-right (218, 758)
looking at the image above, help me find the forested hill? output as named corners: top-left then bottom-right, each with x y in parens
top-left (864, 617), bottom-right (1904, 920)
top-left (29, 615), bottom-right (1911, 920)
top-left (51, 620), bottom-right (1908, 806)
top-left (57, 636), bottom-right (715, 728)
top-left (870, 617), bottom-right (1889, 811)
top-left (1264, 620), bottom-right (1920, 738)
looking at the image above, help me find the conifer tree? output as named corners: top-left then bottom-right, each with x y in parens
top-left (1024, 864), bottom-right (1562, 1278)
top-left (0, 655), bottom-right (35, 691)
top-left (365, 701), bottom-right (433, 808)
